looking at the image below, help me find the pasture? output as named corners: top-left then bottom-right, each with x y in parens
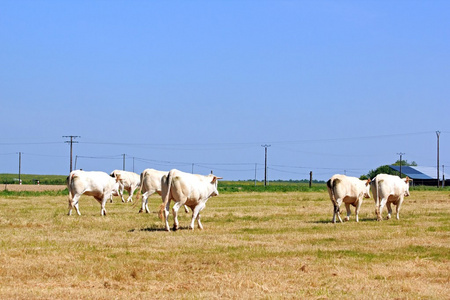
top-left (0, 188), bottom-right (448, 299)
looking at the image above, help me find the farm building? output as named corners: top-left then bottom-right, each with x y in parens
top-left (389, 165), bottom-right (450, 186)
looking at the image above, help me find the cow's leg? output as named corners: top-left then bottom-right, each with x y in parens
top-left (163, 201), bottom-right (171, 232)
top-left (344, 203), bottom-right (351, 221)
top-left (184, 205), bottom-right (190, 213)
top-left (68, 196), bottom-right (73, 216)
top-left (332, 203), bottom-right (338, 223)
top-left (100, 194), bottom-right (110, 216)
top-left (378, 197), bottom-right (388, 221)
top-left (386, 202), bottom-right (393, 220)
top-left (172, 201), bottom-right (184, 231)
top-left (190, 202), bottom-right (206, 230)
top-left (395, 197), bottom-right (404, 220)
top-left (333, 199), bottom-right (343, 223)
top-left (126, 187), bottom-right (134, 203)
top-left (69, 194), bottom-right (81, 216)
top-left (354, 199), bottom-right (363, 223)
top-left (196, 203), bottom-right (206, 230)
top-left (118, 184), bottom-right (125, 203)
top-left (139, 191), bottom-right (151, 213)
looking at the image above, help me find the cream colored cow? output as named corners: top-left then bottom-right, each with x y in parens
top-left (159, 169), bottom-right (222, 231)
top-left (327, 174), bottom-right (371, 223)
top-left (67, 170), bottom-right (119, 216)
top-left (371, 174), bottom-right (412, 221)
top-left (110, 170), bottom-right (140, 203)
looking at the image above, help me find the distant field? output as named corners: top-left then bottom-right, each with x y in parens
top-left (0, 189), bottom-right (448, 299)
top-left (0, 173), bottom-right (68, 185)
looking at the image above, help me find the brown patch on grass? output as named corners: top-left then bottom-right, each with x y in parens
top-left (2, 184), bottom-right (66, 192)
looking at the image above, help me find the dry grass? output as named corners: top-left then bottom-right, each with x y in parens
top-left (0, 190), bottom-right (448, 299)
top-left (1, 184), bottom-right (66, 192)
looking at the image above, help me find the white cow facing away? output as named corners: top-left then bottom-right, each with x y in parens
top-left (137, 169), bottom-right (190, 214)
top-left (327, 174), bottom-right (371, 223)
top-left (371, 174), bottom-right (412, 221)
top-left (67, 170), bottom-right (119, 216)
top-left (110, 170), bottom-right (140, 203)
top-left (159, 169), bottom-right (222, 231)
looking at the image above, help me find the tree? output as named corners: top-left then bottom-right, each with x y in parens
top-left (392, 160), bottom-right (417, 166)
top-left (364, 165), bottom-right (400, 180)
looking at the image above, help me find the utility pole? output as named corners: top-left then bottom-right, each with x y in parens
top-left (18, 152), bottom-right (22, 184)
top-left (443, 165), bottom-right (445, 188)
top-left (397, 152), bottom-right (405, 178)
top-left (122, 154), bottom-right (126, 171)
top-left (436, 131), bottom-right (441, 188)
top-left (261, 145), bottom-right (271, 187)
top-left (63, 136), bottom-right (80, 173)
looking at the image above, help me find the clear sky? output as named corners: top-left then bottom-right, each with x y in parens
top-left (1, 0), bottom-right (449, 181)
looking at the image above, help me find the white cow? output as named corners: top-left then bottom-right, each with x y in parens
top-left (371, 174), bottom-right (412, 221)
top-left (67, 170), bottom-right (119, 216)
top-left (110, 170), bottom-right (141, 203)
top-left (327, 174), bottom-right (371, 223)
top-left (159, 169), bottom-right (222, 231)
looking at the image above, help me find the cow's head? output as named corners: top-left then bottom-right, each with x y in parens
top-left (209, 175), bottom-right (223, 197)
top-left (404, 176), bottom-right (412, 197)
top-left (363, 178), bottom-right (371, 198)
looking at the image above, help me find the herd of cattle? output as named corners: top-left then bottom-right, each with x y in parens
top-left (66, 169), bottom-right (411, 231)
top-left (67, 169), bottom-right (221, 231)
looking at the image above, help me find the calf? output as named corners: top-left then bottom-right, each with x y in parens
top-left (327, 174), bottom-right (371, 223)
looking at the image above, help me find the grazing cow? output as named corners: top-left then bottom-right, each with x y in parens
top-left (159, 169), bottom-right (222, 231)
top-left (371, 174), bottom-right (412, 221)
top-left (110, 170), bottom-right (141, 203)
top-left (327, 174), bottom-right (371, 223)
top-left (67, 170), bottom-right (119, 216)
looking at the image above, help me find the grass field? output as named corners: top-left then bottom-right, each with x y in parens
top-left (0, 189), bottom-right (448, 299)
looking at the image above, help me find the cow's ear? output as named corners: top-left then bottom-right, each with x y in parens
top-left (211, 176), bottom-right (223, 183)
top-left (366, 178), bottom-right (371, 185)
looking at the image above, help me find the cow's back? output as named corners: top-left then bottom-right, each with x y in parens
top-left (71, 171), bottom-right (115, 195)
top-left (141, 169), bottom-right (167, 193)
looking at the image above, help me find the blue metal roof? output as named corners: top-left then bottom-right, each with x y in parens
top-left (389, 165), bottom-right (449, 180)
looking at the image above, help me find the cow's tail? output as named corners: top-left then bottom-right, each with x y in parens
top-left (136, 170), bottom-right (145, 201)
top-left (67, 172), bottom-right (77, 205)
top-left (67, 174), bottom-right (73, 201)
top-left (327, 178), bottom-right (340, 214)
top-left (326, 178), bottom-right (335, 201)
top-left (158, 171), bottom-right (173, 220)
top-left (374, 176), bottom-right (380, 219)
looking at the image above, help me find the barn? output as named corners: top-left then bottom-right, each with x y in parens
top-left (389, 165), bottom-right (450, 186)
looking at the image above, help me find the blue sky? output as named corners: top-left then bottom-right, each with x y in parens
top-left (1, 0), bottom-right (449, 181)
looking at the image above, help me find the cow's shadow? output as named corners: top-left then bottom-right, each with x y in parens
top-left (308, 217), bottom-right (376, 224)
top-left (129, 225), bottom-right (190, 232)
